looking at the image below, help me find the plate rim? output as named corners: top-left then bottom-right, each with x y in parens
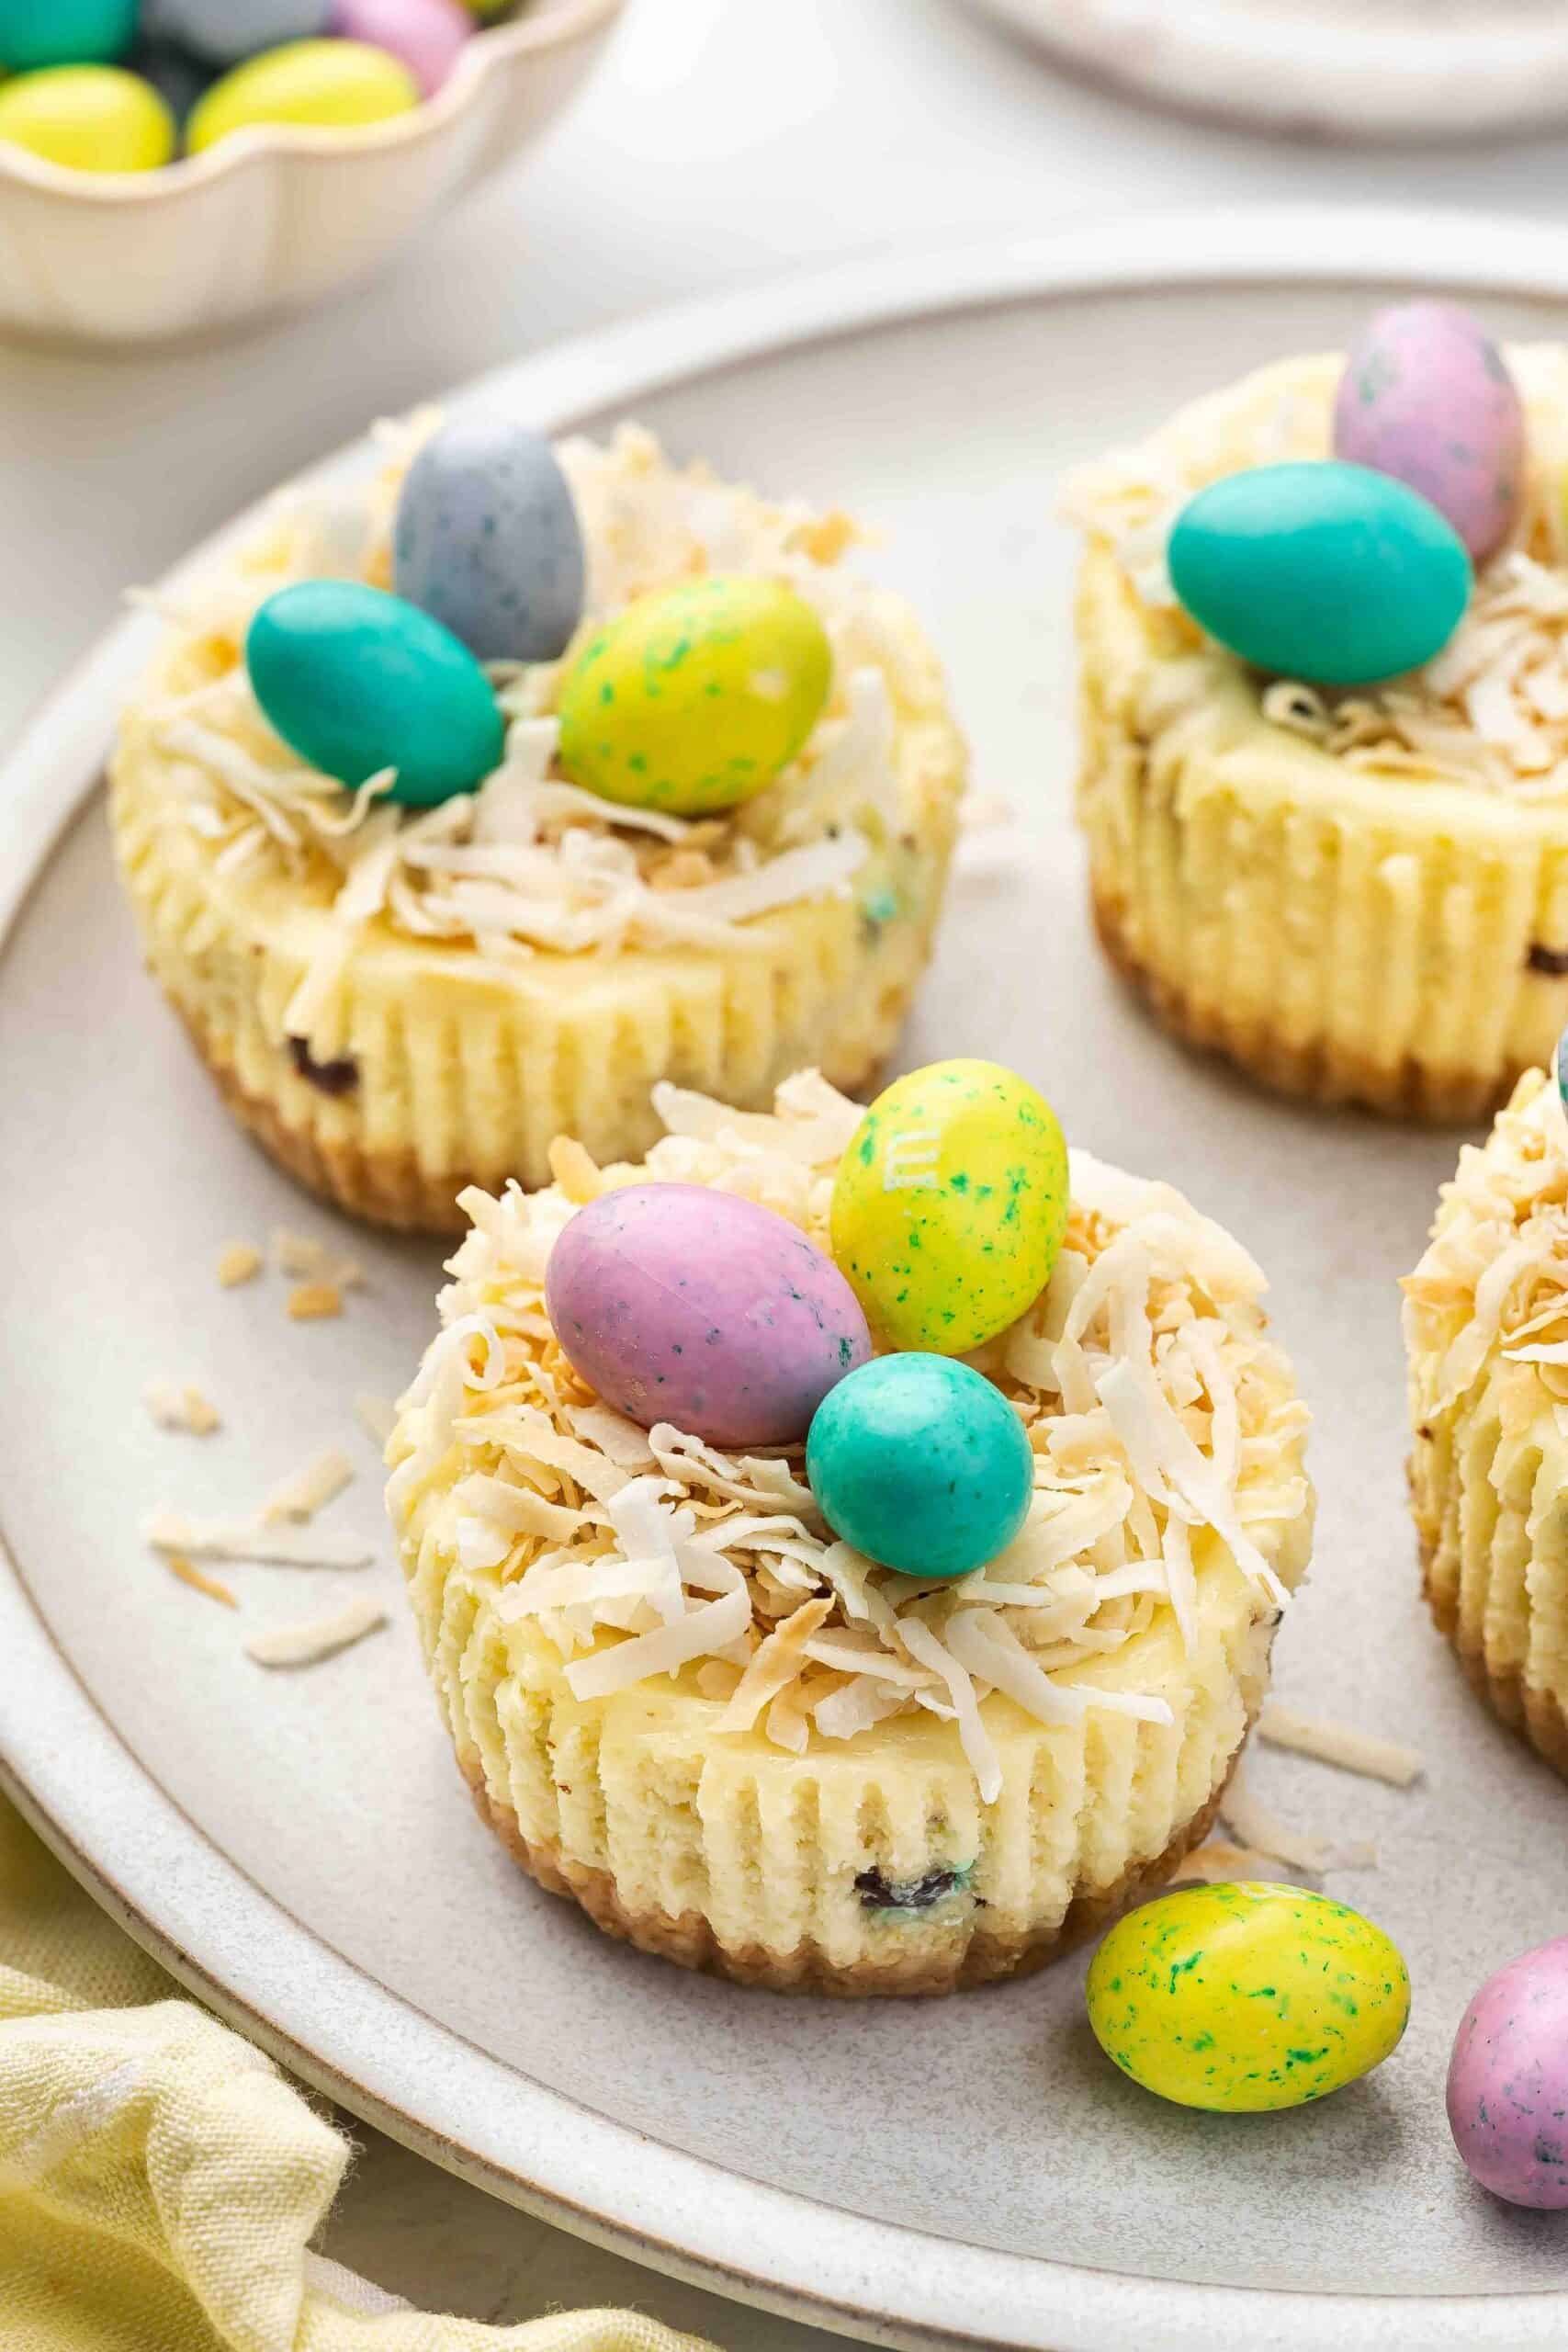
top-left (953, 0), bottom-right (1568, 141)
top-left (7, 207), bottom-right (1568, 2352)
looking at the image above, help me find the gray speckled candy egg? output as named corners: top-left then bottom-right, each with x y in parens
top-left (393, 411), bottom-right (584, 664)
top-left (1449, 1935), bottom-right (1568, 2208)
top-left (545, 1182), bottom-right (871, 1449)
top-left (143, 0), bottom-right (331, 63)
top-left (1334, 301), bottom-right (1525, 565)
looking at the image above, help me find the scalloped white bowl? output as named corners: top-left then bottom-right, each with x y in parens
top-left (0, 0), bottom-right (623, 347)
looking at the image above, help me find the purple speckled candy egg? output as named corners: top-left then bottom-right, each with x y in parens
top-left (1334, 301), bottom-right (1525, 566)
top-left (545, 1183), bottom-right (872, 1449)
top-left (331, 0), bottom-right (469, 94)
top-left (1448, 1934), bottom-right (1568, 2208)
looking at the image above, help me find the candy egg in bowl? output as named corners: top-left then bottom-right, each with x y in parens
top-left (0, 0), bottom-right (622, 346)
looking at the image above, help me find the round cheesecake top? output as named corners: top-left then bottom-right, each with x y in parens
top-left (388, 1070), bottom-right (1314, 1801)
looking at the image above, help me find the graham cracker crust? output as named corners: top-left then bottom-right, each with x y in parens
top-left (170, 994), bottom-right (891, 1236)
top-left (1092, 885), bottom-right (1521, 1128)
top-left (457, 1749), bottom-right (1235, 1997)
top-left (1416, 1514), bottom-right (1568, 1780)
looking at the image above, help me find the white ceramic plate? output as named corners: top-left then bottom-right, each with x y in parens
top-left (957, 0), bottom-right (1568, 140)
top-left (6, 210), bottom-right (1568, 2352)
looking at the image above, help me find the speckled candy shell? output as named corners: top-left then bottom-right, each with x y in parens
top-left (1086, 1882), bottom-right (1411, 2113)
top-left (1335, 301), bottom-right (1525, 565)
top-left (545, 1182), bottom-right (871, 1447)
top-left (1448, 1936), bottom-right (1568, 2208)
top-left (829, 1057), bottom-right (1068, 1355)
top-left (393, 412), bottom-right (584, 662)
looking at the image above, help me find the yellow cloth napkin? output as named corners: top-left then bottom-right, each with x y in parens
top-left (0, 1795), bottom-right (716, 2352)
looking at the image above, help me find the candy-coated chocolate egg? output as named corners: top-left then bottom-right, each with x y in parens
top-left (187, 38), bottom-right (417, 150)
top-left (1087, 1883), bottom-right (1410, 2113)
top-left (331, 0), bottom-right (469, 92)
top-left (829, 1058), bottom-right (1067, 1357)
top-left (546, 1183), bottom-right (871, 1449)
top-left (1334, 302), bottom-right (1524, 566)
top-left (142, 0), bottom-right (331, 66)
top-left (0, 0), bottom-right (137, 71)
top-left (1448, 1936), bottom-right (1568, 2208)
top-left (394, 412), bottom-right (583, 662)
top-left (1168, 460), bottom-right (1472, 687)
top-left (0, 66), bottom-right (174, 171)
top-left (557, 574), bottom-right (832, 817)
top-left (245, 581), bottom-right (503, 807)
top-left (806, 1353), bottom-right (1033, 1580)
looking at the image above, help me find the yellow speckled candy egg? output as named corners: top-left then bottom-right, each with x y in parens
top-left (556, 573), bottom-right (832, 818)
top-left (829, 1058), bottom-right (1067, 1355)
top-left (1086, 1883), bottom-right (1411, 2114)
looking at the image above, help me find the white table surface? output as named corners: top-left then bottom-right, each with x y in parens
top-left (17, 2), bottom-right (1568, 2340)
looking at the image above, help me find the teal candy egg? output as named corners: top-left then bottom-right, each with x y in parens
top-left (0, 0), bottom-right (138, 70)
top-left (1168, 460), bottom-right (1472, 686)
top-left (245, 581), bottom-right (504, 808)
top-left (806, 1354), bottom-right (1033, 1580)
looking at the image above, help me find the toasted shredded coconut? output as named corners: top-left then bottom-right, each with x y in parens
top-left (1222, 1772), bottom-right (1376, 1873)
top-left (274, 1231), bottom-right (364, 1288)
top-left (354, 1392), bottom-right (398, 1447)
top-left (288, 1282), bottom-right (343, 1323)
top-left (131, 423), bottom-right (947, 1042)
top-left (1064, 345), bottom-right (1568, 800)
top-left (165, 1554), bottom-right (237, 1609)
top-left (216, 1243), bottom-right (262, 1288)
top-left (1257, 1702), bottom-right (1423, 1788)
top-left (1405, 1069), bottom-right (1568, 1439)
top-left (1173, 1840), bottom-right (1292, 1886)
top-left (389, 1075), bottom-right (1309, 1796)
top-left (244, 1593), bottom-right (386, 1668)
top-left (261, 1447), bottom-right (354, 1524)
top-left (143, 1380), bottom-right (222, 1436)
top-left (141, 1508), bottom-right (371, 1569)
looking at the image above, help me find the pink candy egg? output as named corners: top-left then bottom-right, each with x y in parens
top-left (330, 0), bottom-right (468, 93)
top-left (1334, 300), bottom-right (1525, 565)
top-left (545, 1183), bottom-right (872, 1449)
top-left (1448, 1934), bottom-right (1568, 2208)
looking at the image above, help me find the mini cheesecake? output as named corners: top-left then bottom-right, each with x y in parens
top-left (1406, 1063), bottom-right (1568, 1773)
top-left (389, 1072), bottom-right (1314, 1994)
top-left (111, 422), bottom-right (965, 1229)
top-left (1066, 347), bottom-right (1568, 1123)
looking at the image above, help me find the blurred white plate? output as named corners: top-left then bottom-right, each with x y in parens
top-left (5, 211), bottom-right (1568, 2352)
top-left (958, 0), bottom-right (1568, 140)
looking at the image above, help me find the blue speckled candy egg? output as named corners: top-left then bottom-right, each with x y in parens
top-left (1088, 1883), bottom-right (1411, 2113)
top-left (1168, 460), bottom-right (1472, 686)
top-left (141, 0), bottom-right (331, 65)
top-left (393, 412), bottom-right (584, 664)
top-left (1448, 1936), bottom-right (1568, 2209)
top-left (0, 0), bottom-right (137, 70)
top-left (806, 1354), bottom-right (1033, 1580)
top-left (245, 580), bottom-right (503, 807)
top-left (546, 1183), bottom-right (871, 1449)
top-left (1334, 302), bottom-right (1524, 566)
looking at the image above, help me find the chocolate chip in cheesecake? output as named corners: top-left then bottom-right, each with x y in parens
top-left (854, 1863), bottom-right (973, 1914)
top-left (288, 1036), bottom-right (359, 1096)
top-left (1528, 943), bottom-right (1568, 977)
